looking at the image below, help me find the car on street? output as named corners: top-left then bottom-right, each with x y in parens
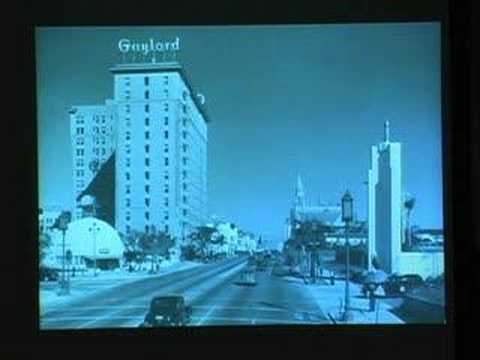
top-left (382, 274), bottom-right (425, 296)
top-left (139, 295), bottom-right (192, 327)
top-left (40, 267), bottom-right (59, 282)
top-left (235, 268), bottom-right (257, 286)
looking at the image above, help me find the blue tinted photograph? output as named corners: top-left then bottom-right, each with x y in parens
top-left (37, 24), bottom-right (445, 329)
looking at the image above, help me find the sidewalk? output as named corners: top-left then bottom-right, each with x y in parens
top-left (284, 276), bottom-right (404, 324)
top-left (40, 260), bottom-right (202, 315)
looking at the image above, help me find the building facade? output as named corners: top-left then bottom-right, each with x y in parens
top-left (69, 101), bottom-right (117, 220)
top-left (111, 62), bottom-right (208, 241)
top-left (368, 121), bottom-right (403, 273)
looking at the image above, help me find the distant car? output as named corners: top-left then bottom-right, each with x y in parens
top-left (235, 268), bottom-right (257, 286)
top-left (140, 295), bottom-right (192, 327)
top-left (382, 274), bottom-right (424, 296)
top-left (40, 267), bottom-right (59, 282)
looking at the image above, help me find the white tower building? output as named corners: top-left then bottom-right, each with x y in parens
top-left (368, 121), bottom-right (403, 273)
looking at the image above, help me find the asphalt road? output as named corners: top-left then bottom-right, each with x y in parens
top-left (41, 257), bottom-right (330, 329)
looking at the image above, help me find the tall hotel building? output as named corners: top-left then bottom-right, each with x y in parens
top-left (368, 121), bottom-right (403, 273)
top-left (70, 61), bottom-right (208, 241)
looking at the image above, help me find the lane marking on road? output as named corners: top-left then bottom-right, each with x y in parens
top-left (190, 315), bottom-right (320, 325)
top-left (192, 305), bottom-right (290, 313)
top-left (42, 315), bottom-right (145, 323)
top-left (196, 305), bottom-right (217, 326)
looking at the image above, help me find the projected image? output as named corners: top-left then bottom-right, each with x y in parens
top-left (37, 24), bottom-right (445, 329)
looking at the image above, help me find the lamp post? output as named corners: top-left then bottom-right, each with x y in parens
top-left (57, 211), bottom-right (71, 295)
top-left (88, 222), bottom-right (100, 276)
top-left (341, 191), bottom-right (354, 322)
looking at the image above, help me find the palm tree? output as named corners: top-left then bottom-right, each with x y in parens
top-left (404, 194), bottom-right (416, 249)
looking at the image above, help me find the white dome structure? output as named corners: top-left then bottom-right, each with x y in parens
top-left (65, 217), bottom-right (124, 262)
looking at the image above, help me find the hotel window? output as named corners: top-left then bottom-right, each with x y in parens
top-left (164, 89), bottom-right (168, 98)
top-left (164, 172), bottom-right (169, 180)
top-left (145, 131), bottom-right (150, 139)
top-left (164, 130), bottom-right (169, 139)
top-left (164, 157), bottom-right (169, 166)
top-left (145, 117), bottom-right (150, 127)
top-left (125, 105), bottom-right (130, 113)
top-left (101, 126), bottom-right (106, 135)
top-left (183, 196), bottom-right (187, 204)
top-left (182, 131), bottom-right (187, 139)
top-left (76, 149), bottom-right (84, 156)
top-left (182, 144), bottom-right (187, 153)
top-left (145, 198), bottom-right (150, 207)
top-left (126, 225), bottom-right (131, 234)
top-left (76, 137), bottom-right (84, 145)
top-left (164, 117), bottom-right (169, 126)
top-left (76, 127), bottom-right (84, 135)
top-left (145, 171), bottom-right (150, 180)
top-left (126, 131), bottom-right (131, 141)
top-left (182, 157), bottom-right (187, 166)
top-left (76, 170), bottom-right (83, 177)
top-left (164, 213), bottom-right (169, 221)
top-left (182, 170), bottom-right (187, 180)
top-left (165, 225), bottom-right (169, 233)
top-left (163, 76), bottom-right (169, 85)
top-left (183, 209), bottom-right (188, 216)
top-left (145, 104), bottom-right (149, 113)
top-left (164, 102), bottom-right (169, 112)
top-left (145, 145), bottom-right (150, 153)
top-left (183, 183), bottom-right (187, 191)
top-left (126, 157), bottom-right (130, 167)
top-left (145, 90), bottom-right (149, 100)
top-left (182, 118), bottom-right (187, 127)
top-left (126, 185), bottom-right (130, 194)
top-left (126, 198), bottom-right (131, 207)
top-left (164, 184), bottom-right (169, 193)
top-left (144, 76), bottom-right (149, 86)
top-left (145, 158), bottom-right (150, 167)
top-left (126, 212), bottom-right (130, 221)
top-left (145, 225), bottom-right (149, 233)
top-left (182, 90), bottom-right (188, 101)
top-left (145, 212), bottom-right (150, 220)
top-left (164, 197), bottom-right (169, 206)
top-left (183, 104), bottom-right (187, 114)
top-left (102, 116), bottom-right (105, 124)
top-left (164, 144), bottom-right (169, 153)
top-left (102, 148), bottom-right (106, 155)
top-left (145, 185), bottom-right (150, 193)
top-left (76, 159), bottom-right (84, 167)
top-left (126, 172), bottom-right (130, 181)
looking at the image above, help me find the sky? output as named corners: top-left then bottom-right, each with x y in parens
top-left (36, 23), bottom-right (443, 245)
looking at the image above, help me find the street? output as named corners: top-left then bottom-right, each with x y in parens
top-left (40, 257), bottom-right (330, 329)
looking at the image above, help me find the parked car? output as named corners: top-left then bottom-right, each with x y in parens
top-left (235, 268), bottom-right (257, 286)
top-left (40, 267), bottom-right (59, 282)
top-left (382, 274), bottom-right (425, 297)
top-left (139, 295), bottom-right (192, 327)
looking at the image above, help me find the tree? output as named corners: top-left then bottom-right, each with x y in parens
top-left (403, 193), bottom-right (416, 249)
top-left (39, 232), bottom-right (52, 266)
top-left (138, 229), bottom-right (175, 272)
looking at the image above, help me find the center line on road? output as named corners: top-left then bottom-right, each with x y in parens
top-left (196, 305), bottom-right (217, 326)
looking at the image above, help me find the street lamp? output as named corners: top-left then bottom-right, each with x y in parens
top-left (341, 190), bottom-right (353, 322)
top-left (88, 221), bottom-right (100, 276)
top-left (57, 211), bottom-right (71, 295)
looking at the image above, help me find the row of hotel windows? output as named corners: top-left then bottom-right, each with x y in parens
top-left (125, 225), bottom-right (169, 235)
top-left (124, 208), bottom-right (189, 222)
top-left (124, 75), bottom-right (169, 87)
top-left (76, 126), bottom-right (109, 135)
top-left (76, 115), bottom-right (109, 124)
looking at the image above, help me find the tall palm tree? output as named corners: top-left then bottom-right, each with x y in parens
top-left (404, 194), bottom-right (416, 249)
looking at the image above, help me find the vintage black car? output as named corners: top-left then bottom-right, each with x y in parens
top-left (40, 267), bottom-right (59, 282)
top-left (382, 274), bottom-right (424, 296)
top-left (140, 295), bottom-right (192, 327)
